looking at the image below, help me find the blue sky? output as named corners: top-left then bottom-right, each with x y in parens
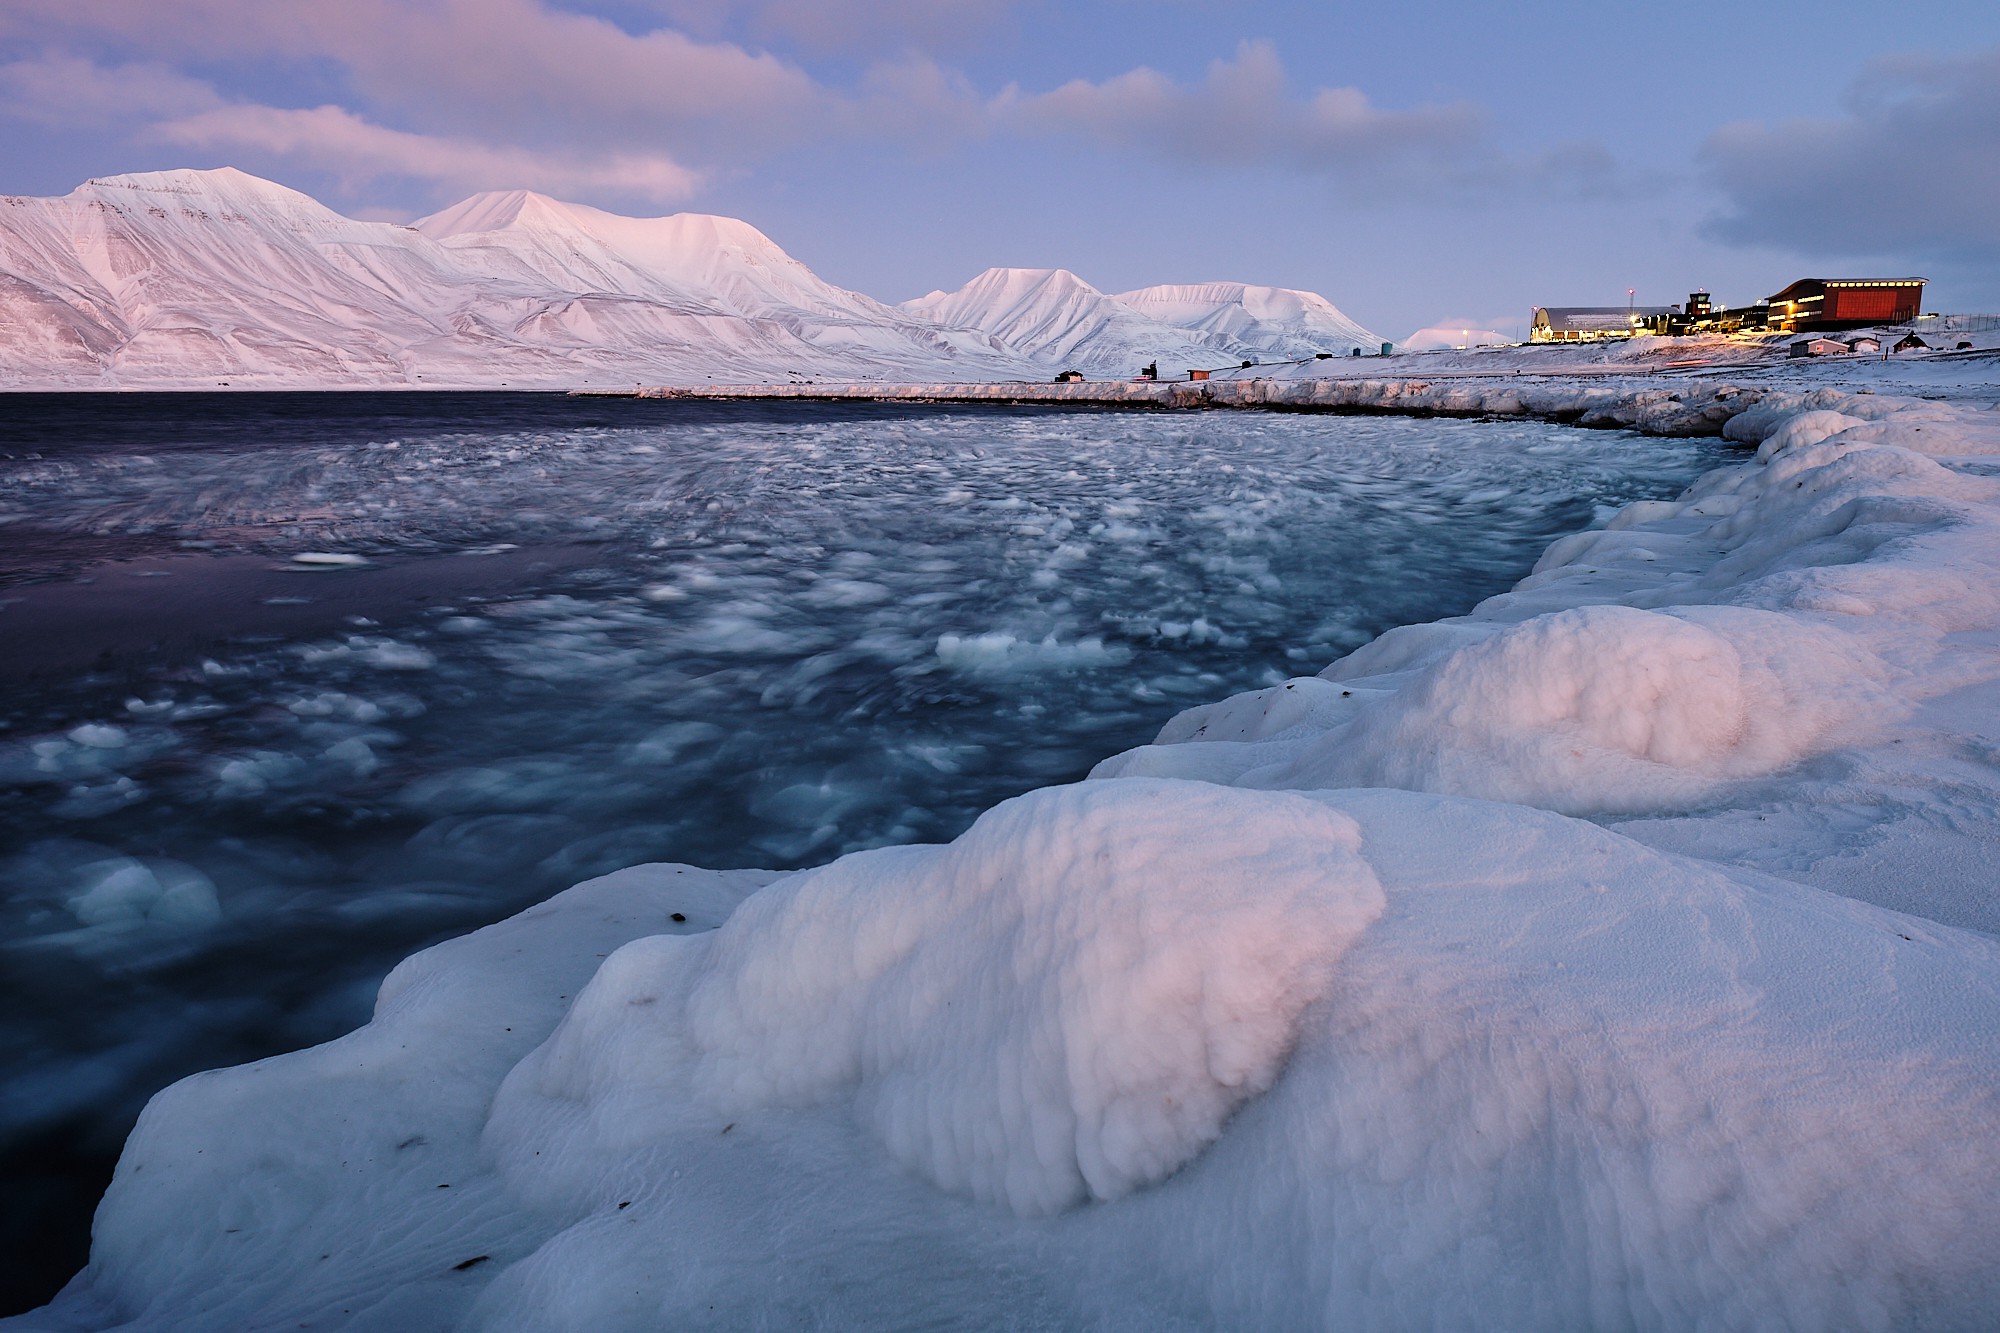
top-left (2, 0), bottom-right (1996, 340)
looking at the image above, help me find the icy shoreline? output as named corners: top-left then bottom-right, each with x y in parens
top-left (15, 376), bottom-right (2000, 1331)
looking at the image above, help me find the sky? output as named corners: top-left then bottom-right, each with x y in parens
top-left (1, 0), bottom-right (1997, 342)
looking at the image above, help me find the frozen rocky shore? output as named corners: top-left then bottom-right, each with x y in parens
top-left (14, 375), bottom-right (2000, 1332)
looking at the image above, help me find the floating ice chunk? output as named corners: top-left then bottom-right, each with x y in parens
top-left (322, 736), bottom-right (382, 777)
top-left (356, 640), bottom-right (435, 671)
top-left (800, 577), bottom-right (892, 607)
top-left (66, 724), bottom-right (128, 749)
top-left (213, 751), bottom-right (309, 799)
top-left (626, 721), bottom-right (726, 765)
top-left (66, 857), bottom-right (221, 930)
top-left (487, 779), bottom-right (1383, 1218)
top-left (935, 631), bottom-right (1131, 674)
top-left (286, 552), bottom-right (369, 567)
top-left (300, 636), bottom-right (437, 671)
top-left (286, 691), bottom-right (386, 722)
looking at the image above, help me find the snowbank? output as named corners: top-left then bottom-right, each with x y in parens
top-left (17, 382), bottom-right (2000, 1330)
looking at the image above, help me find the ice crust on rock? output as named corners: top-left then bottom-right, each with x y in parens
top-left (19, 382), bottom-right (2000, 1330)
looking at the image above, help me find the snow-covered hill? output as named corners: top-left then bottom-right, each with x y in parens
top-left (1115, 282), bottom-right (1381, 360)
top-left (0, 170), bottom-right (1028, 389)
top-left (902, 268), bottom-right (1382, 377)
top-left (899, 267), bottom-right (1215, 377)
top-left (0, 169), bottom-right (1384, 389)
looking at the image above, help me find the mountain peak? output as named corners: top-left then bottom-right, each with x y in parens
top-left (410, 189), bottom-right (580, 239)
top-left (76, 167), bottom-right (333, 213)
top-left (413, 192), bottom-right (781, 255)
top-left (55, 167), bottom-right (375, 241)
top-left (1115, 282), bottom-right (1380, 353)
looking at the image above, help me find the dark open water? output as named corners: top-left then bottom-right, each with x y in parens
top-left (0, 392), bottom-right (1732, 1312)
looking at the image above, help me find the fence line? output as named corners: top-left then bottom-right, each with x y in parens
top-left (1908, 313), bottom-right (2000, 333)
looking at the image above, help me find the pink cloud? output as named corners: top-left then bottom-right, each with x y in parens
top-left (999, 40), bottom-right (1484, 174)
top-left (0, 53), bottom-right (221, 125)
top-left (642, 0), bottom-right (1013, 56)
top-left (1, 0), bottom-right (829, 155)
top-left (150, 101), bottom-right (702, 202)
top-left (0, 3), bottom-right (1600, 210)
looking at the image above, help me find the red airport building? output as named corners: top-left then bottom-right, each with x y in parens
top-left (1765, 278), bottom-right (1925, 333)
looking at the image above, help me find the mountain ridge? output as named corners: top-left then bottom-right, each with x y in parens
top-left (0, 169), bottom-right (1379, 388)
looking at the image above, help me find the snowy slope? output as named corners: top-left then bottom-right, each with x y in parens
top-left (0, 169), bottom-right (475, 385)
top-left (902, 269), bottom-right (1382, 377)
top-left (0, 170), bottom-right (1030, 388)
top-left (1115, 281), bottom-right (1381, 358)
top-left (900, 266), bottom-right (1224, 377)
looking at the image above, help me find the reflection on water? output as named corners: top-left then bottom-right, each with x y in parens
top-left (0, 393), bottom-right (1731, 1310)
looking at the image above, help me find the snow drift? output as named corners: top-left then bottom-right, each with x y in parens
top-left (16, 383), bottom-right (2000, 1330)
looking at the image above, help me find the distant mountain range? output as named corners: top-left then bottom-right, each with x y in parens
top-left (903, 269), bottom-right (1380, 375)
top-left (0, 168), bottom-right (1380, 389)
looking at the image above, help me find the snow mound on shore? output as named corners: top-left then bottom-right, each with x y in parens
top-left (29, 787), bottom-right (2000, 1331)
top-left (1271, 603), bottom-right (1886, 812)
top-left (488, 780), bottom-right (1382, 1218)
top-left (1101, 391), bottom-right (2000, 826)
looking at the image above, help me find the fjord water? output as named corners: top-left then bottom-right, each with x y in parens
top-left (0, 393), bottom-right (1728, 1308)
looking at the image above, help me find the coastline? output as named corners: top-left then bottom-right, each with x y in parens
top-left (14, 370), bottom-right (2000, 1329)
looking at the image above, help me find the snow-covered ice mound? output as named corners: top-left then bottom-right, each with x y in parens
top-left (24, 782), bottom-right (2000, 1330)
top-left (489, 780), bottom-right (1384, 1219)
top-left (19, 385), bottom-right (2000, 1330)
top-left (1102, 391), bottom-right (2000, 849)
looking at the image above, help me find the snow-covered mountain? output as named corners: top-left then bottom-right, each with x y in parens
top-left (902, 269), bottom-right (1381, 377)
top-left (1115, 282), bottom-right (1381, 360)
top-left (899, 268), bottom-right (1215, 377)
top-left (0, 169), bottom-right (1382, 388)
top-left (0, 169), bottom-right (1027, 388)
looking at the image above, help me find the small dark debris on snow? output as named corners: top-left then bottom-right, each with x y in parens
top-left (452, 1256), bottom-right (491, 1272)
top-left (671, 912), bottom-right (687, 922)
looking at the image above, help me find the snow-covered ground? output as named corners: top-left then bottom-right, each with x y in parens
top-left (13, 363), bottom-right (2000, 1328)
